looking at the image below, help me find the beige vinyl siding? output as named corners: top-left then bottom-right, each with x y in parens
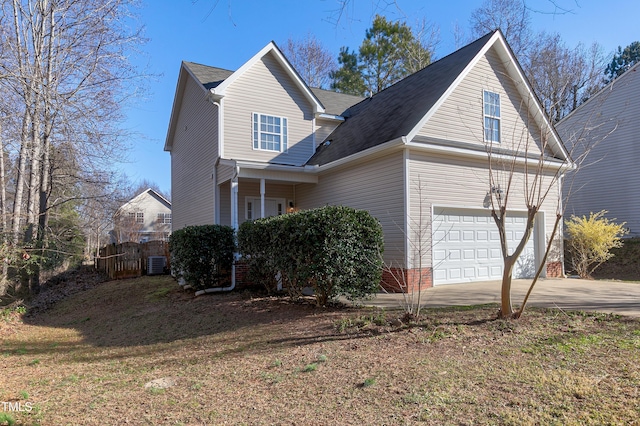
top-left (217, 164), bottom-right (235, 184)
top-left (224, 52), bottom-right (315, 165)
top-left (296, 152), bottom-right (406, 265)
top-left (409, 150), bottom-right (562, 267)
top-left (170, 76), bottom-right (217, 230)
top-left (314, 118), bottom-right (341, 147)
top-left (417, 47), bottom-right (546, 156)
top-left (557, 68), bottom-right (640, 236)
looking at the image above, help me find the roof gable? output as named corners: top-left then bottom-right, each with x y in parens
top-left (121, 188), bottom-right (171, 211)
top-left (307, 30), bottom-right (568, 166)
top-left (209, 42), bottom-right (325, 115)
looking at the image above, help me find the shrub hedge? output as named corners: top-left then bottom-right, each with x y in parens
top-left (169, 225), bottom-right (235, 291)
top-left (238, 205), bottom-right (384, 305)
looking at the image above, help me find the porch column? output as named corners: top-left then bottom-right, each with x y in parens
top-left (260, 178), bottom-right (266, 219)
top-left (231, 177), bottom-right (239, 230)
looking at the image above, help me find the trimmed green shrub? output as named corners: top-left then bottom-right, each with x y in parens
top-left (238, 205), bottom-right (384, 305)
top-left (170, 225), bottom-right (235, 290)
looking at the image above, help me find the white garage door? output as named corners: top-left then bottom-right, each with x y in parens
top-left (432, 208), bottom-right (537, 285)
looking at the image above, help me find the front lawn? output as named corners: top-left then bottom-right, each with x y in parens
top-left (1, 275), bottom-right (639, 425)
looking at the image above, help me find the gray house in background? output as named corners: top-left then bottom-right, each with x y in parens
top-left (164, 30), bottom-right (569, 291)
top-left (556, 62), bottom-right (640, 236)
top-left (112, 188), bottom-right (172, 243)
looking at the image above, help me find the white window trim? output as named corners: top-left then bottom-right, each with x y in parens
top-left (252, 112), bottom-right (288, 153)
top-left (245, 197), bottom-right (286, 220)
top-left (483, 90), bottom-right (501, 143)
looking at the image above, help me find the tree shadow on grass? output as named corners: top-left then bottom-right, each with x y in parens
top-left (14, 275), bottom-right (377, 361)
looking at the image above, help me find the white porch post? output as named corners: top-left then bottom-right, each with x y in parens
top-left (260, 178), bottom-right (266, 219)
top-left (231, 177), bottom-right (239, 230)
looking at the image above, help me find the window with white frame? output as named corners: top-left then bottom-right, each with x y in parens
top-left (252, 113), bottom-right (288, 152)
top-left (136, 212), bottom-right (144, 224)
top-left (483, 90), bottom-right (501, 143)
top-left (157, 213), bottom-right (172, 224)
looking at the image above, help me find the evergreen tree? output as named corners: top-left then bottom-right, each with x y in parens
top-left (330, 47), bottom-right (366, 96)
top-left (605, 41), bottom-right (640, 82)
top-left (330, 15), bottom-right (432, 96)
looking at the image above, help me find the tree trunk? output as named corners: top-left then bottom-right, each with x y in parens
top-left (500, 258), bottom-right (516, 317)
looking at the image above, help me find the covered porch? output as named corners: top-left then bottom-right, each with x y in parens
top-left (215, 159), bottom-right (318, 229)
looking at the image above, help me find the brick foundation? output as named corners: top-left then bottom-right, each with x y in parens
top-left (546, 261), bottom-right (563, 278)
top-left (233, 261), bottom-right (251, 289)
top-left (380, 267), bottom-right (433, 293)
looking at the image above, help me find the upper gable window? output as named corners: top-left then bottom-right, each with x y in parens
top-left (252, 113), bottom-right (288, 152)
top-left (483, 91), bottom-right (501, 143)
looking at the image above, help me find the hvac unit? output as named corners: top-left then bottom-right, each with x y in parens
top-left (147, 256), bottom-right (166, 275)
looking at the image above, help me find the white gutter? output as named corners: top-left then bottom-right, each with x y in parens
top-left (316, 113), bottom-right (345, 122)
top-left (404, 140), bottom-right (572, 171)
top-left (218, 158), bottom-right (317, 173)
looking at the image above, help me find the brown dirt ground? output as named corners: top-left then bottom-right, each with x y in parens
top-left (1, 274), bottom-right (640, 425)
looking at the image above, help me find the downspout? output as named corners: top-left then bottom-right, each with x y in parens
top-left (211, 98), bottom-right (223, 225)
top-left (195, 165), bottom-right (239, 296)
top-left (558, 173), bottom-right (566, 277)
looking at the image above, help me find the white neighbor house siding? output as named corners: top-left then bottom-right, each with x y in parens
top-left (117, 191), bottom-right (172, 242)
top-left (170, 76), bottom-right (218, 230)
top-left (296, 151), bottom-right (405, 266)
top-left (223, 52), bottom-right (315, 165)
top-left (408, 151), bottom-right (561, 276)
top-left (557, 65), bottom-right (640, 236)
top-left (418, 48), bottom-right (547, 156)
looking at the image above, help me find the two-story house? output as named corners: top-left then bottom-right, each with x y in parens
top-left (112, 188), bottom-right (172, 243)
top-left (164, 30), bottom-right (570, 291)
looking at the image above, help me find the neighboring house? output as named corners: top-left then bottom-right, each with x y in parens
top-left (112, 188), bottom-right (172, 243)
top-left (556, 62), bottom-right (640, 236)
top-left (164, 30), bottom-right (570, 290)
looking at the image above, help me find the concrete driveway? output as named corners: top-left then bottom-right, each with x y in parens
top-left (363, 278), bottom-right (640, 317)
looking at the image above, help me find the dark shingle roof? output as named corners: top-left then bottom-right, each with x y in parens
top-left (311, 88), bottom-right (364, 116)
top-left (306, 31), bottom-right (496, 166)
top-left (183, 61), bottom-right (233, 90)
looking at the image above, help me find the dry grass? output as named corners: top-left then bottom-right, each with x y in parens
top-left (1, 275), bottom-right (640, 425)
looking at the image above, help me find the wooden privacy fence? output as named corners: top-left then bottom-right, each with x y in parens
top-left (96, 241), bottom-right (171, 280)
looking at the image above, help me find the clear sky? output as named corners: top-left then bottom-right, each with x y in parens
top-left (121, 0), bottom-right (640, 195)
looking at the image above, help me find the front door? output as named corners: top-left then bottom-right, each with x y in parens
top-left (246, 197), bottom-right (285, 220)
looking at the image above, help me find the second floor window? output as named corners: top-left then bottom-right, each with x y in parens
top-left (253, 113), bottom-right (288, 152)
top-left (483, 90), bottom-right (501, 143)
top-left (157, 213), bottom-right (172, 224)
top-left (136, 212), bottom-right (144, 223)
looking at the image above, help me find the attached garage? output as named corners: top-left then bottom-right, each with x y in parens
top-left (432, 207), bottom-right (538, 285)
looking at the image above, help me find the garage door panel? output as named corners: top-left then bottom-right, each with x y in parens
top-left (433, 208), bottom-right (536, 285)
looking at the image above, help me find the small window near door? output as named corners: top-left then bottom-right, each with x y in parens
top-left (245, 197), bottom-right (286, 220)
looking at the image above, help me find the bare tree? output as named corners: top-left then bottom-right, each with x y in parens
top-left (0, 0), bottom-right (145, 296)
top-left (282, 33), bottom-right (336, 89)
top-left (470, 0), bottom-right (531, 58)
top-left (404, 18), bottom-right (440, 74)
top-left (483, 85), bottom-right (613, 319)
top-left (525, 33), bottom-right (606, 122)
